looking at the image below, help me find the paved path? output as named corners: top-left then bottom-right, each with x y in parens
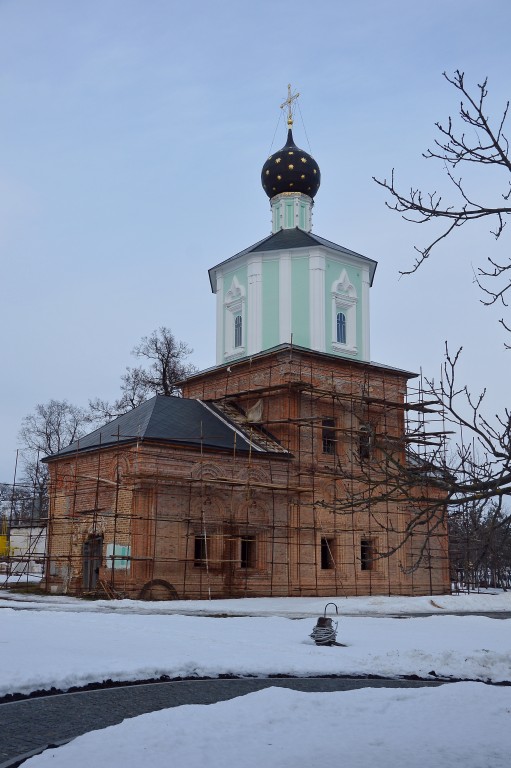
top-left (0, 677), bottom-right (443, 767)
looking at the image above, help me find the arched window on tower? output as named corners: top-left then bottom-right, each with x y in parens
top-left (336, 311), bottom-right (346, 345)
top-left (331, 269), bottom-right (358, 355)
top-left (224, 276), bottom-right (246, 360)
top-left (234, 313), bottom-right (242, 348)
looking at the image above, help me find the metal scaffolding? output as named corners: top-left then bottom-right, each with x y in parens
top-left (1, 353), bottom-right (454, 600)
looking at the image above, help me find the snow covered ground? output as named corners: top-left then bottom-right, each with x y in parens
top-left (24, 684), bottom-right (511, 768)
top-left (2, 591), bottom-right (510, 767)
top-left (2, 587), bottom-right (511, 615)
top-left (2, 608), bottom-right (511, 696)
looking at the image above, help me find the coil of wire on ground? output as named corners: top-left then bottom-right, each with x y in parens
top-left (310, 618), bottom-right (338, 645)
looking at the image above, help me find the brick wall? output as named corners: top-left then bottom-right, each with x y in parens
top-left (44, 347), bottom-right (450, 599)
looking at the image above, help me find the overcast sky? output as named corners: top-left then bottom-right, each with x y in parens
top-left (1, 0), bottom-right (510, 482)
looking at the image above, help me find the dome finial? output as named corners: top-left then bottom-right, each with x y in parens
top-left (262, 88), bottom-right (320, 202)
top-left (280, 83), bottom-right (300, 127)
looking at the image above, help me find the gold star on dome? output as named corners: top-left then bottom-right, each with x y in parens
top-left (288, 164), bottom-right (294, 170)
top-left (301, 157), bottom-right (307, 163)
top-left (313, 169), bottom-right (317, 175)
top-left (301, 174), bottom-right (305, 179)
top-left (275, 157), bottom-right (281, 164)
top-left (265, 170), bottom-right (270, 175)
top-left (277, 175), bottom-right (282, 180)
top-left (288, 151), bottom-right (294, 155)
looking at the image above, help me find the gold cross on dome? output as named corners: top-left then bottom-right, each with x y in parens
top-left (280, 84), bottom-right (299, 127)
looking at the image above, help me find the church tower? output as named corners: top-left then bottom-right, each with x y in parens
top-left (209, 86), bottom-right (376, 365)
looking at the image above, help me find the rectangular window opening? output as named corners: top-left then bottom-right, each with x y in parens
top-left (322, 419), bottom-right (336, 455)
top-left (359, 425), bottom-right (373, 462)
top-left (240, 536), bottom-right (256, 569)
top-left (336, 311), bottom-right (347, 344)
top-left (360, 538), bottom-right (375, 571)
top-left (234, 313), bottom-right (242, 348)
top-left (320, 537), bottom-right (335, 570)
top-left (194, 535), bottom-right (208, 568)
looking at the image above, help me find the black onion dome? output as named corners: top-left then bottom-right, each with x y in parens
top-left (261, 128), bottom-right (321, 199)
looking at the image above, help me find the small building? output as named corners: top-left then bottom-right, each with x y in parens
top-left (43, 99), bottom-right (449, 599)
top-left (9, 523), bottom-right (47, 577)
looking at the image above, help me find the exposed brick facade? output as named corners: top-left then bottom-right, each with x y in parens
top-left (44, 346), bottom-right (450, 599)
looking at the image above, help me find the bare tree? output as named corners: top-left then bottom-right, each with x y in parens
top-left (17, 400), bottom-right (90, 518)
top-left (19, 399), bottom-right (88, 457)
top-left (374, 70), bottom-right (511, 340)
top-left (88, 368), bottom-right (149, 421)
top-left (366, 71), bottom-right (511, 569)
top-left (449, 499), bottom-right (511, 591)
top-left (314, 379), bottom-right (510, 573)
top-left (0, 482), bottom-right (43, 526)
top-left (351, 361), bottom-right (507, 505)
top-left (89, 327), bottom-right (196, 421)
top-left (130, 326), bottom-right (196, 396)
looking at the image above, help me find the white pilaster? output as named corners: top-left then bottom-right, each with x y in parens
top-left (309, 250), bottom-right (325, 351)
top-left (247, 256), bottom-right (263, 355)
top-left (279, 253), bottom-right (292, 344)
top-left (362, 267), bottom-right (371, 361)
top-left (215, 272), bottom-right (224, 365)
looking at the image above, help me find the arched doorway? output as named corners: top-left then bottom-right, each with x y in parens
top-left (82, 534), bottom-right (103, 591)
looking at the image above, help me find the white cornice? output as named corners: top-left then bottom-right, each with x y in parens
top-left (209, 239), bottom-right (377, 294)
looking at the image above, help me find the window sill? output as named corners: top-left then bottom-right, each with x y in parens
top-left (225, 347), bottom-right (245, 361)
top-left (332, 342), bottom-right (358, 355)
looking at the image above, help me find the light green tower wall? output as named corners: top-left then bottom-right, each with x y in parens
top-left (291, 257), bottom-right (310, 348)
top-left (214, 246), bottom-right (372, 364)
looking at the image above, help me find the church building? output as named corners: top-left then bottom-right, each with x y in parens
top-left (43, 90), bottom-right (449, 599)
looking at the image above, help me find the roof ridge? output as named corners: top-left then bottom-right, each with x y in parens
top-left (229, 231), bottom-right (276, 260)
top-left (198, 400), bottom-right (267, 453)
top-left (129, 394), bottom-right (159, 439)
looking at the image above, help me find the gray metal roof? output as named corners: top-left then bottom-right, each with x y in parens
top-left (43, 395), bottom-right (288, 460)
top-left (208, 228), bottom-right (378, 291)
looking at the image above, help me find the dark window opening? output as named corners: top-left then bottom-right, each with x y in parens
top-left (82, 534), bottom-right (103, 591)
top-left (194, 535), bottom-right (207, 567)
top-left (359, 424), bottom-right (373, 461)
top-left (321, 537), bottom-right (335, 570)
top-left (336, 311), bottom-right (346, 344)
top-left (360, 538), bottom-right (375, 571)
top-left (322, 419), bottom-right (336, 455)
top-left (234, 313), bottom-right (242, 348)
top-left (240, 536), bottom-right (256, 569)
